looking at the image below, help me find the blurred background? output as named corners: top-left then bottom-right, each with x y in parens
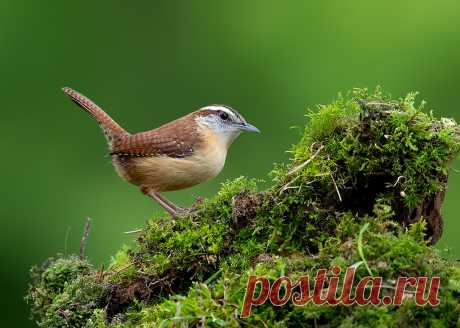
top-left (1, 0), bottom-right (460, 326)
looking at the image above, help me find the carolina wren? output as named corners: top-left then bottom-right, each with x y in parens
top-left (62, 87), bottom-right (259, 217)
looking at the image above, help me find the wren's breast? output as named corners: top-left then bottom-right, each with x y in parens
top-left (112, 139), bottom-right (227, 192)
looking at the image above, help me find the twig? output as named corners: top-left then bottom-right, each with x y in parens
top-left (110, 263), bottom-right (134, 277)
top-left (386, 175), bottom-right (405, 188)
top-left (64, 226), bottom-right (71, 256)
top-left (330, 173), bottom-right (343, 202)
top-left (79, 217), bottom-right (91, 260)
top-left (278, 175), bottom-right (300, 195)
top-left (288, 145), bottom-right (324, 175)
top-left (124, 229), bottom-right (143, 234)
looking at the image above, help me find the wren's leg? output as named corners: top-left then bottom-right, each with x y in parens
top-left (140, 187), bottom-right (188, 218)
top-left (151, 193), bottom-right (179, 217)
top-left (140, 187), bottom-right (180, 218)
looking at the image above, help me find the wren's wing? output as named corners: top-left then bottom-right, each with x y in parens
top-left (110, 116), bottom-right (200, 158)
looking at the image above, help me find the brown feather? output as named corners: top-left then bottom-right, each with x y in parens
top-left (111, 114), bottom-right (201, 158)
top-left (62, 87), bottom-right (130, 149)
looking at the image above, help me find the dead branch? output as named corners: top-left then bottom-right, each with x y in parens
top-left (288, 145), bottom-right (324, 175)
top-left (79, 217), bottom-right (91, 260)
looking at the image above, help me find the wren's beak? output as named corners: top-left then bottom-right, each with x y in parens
top-left (237, 122), bottom-right (260, 133)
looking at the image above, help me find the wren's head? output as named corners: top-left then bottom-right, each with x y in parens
top-left (195, 105), bottom-right (260, 148)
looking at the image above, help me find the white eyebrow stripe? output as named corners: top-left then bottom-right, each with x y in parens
top-left (205, 105), bottom-right (232, 113)
top-left (202, 105), bottom-right (239, 120)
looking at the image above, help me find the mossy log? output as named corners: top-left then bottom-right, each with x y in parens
top-left (26, 88), bottom-right (460, 327)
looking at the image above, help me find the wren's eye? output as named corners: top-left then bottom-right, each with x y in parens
top-left (218, 111), bottom-right (229, 120)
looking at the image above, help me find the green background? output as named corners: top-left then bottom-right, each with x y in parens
top-left (1, 1), bottom-right (459, 326)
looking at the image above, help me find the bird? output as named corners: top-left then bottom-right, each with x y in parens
top-left (62, 87), bottom-right (260, 217)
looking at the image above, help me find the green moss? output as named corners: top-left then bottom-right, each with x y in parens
top-left (108, 246), bottom-right (137, 283)
top-left (132, 176), bottom-right (259, 281)
top-left (26, 256), bottom-right (90, 318)
top-left (112, 218), bottom-right (459, 328)
top-left (26, 88), bottom-right (460, 327)
top-left (41, 275), bottom-right (105, 328)
top-left (25, 256), bottom-right (105, 327)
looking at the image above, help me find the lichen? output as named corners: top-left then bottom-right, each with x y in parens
top-left (26, 88), bottom-right (460, 327)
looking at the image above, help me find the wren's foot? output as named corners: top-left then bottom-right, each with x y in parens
top-left (152, 192), bottom-right (203, 216)
top-left (174, 197), bottom-right (204, 214)
top-left (154, 193), bottom-right (191, 215)
top-left (140, 187), bottom-right (194, 218)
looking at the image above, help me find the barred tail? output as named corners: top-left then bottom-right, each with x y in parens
top-left (62, 87), bottom-right (130, 149)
